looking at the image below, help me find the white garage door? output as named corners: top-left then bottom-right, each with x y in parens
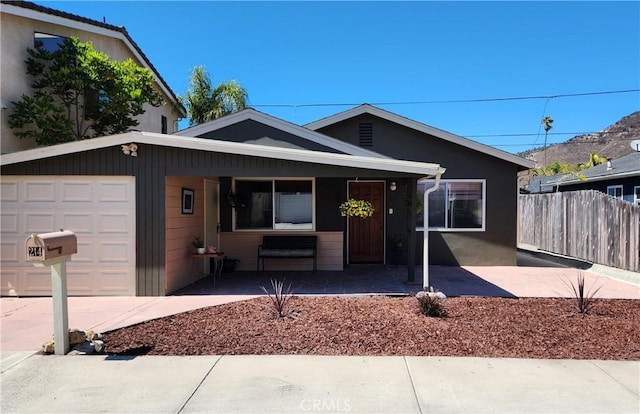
top-left (0, 176), bottom-right (136, 296)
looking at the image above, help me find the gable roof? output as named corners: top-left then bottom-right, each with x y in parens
top-left (176, 108), bottom-right (389, 158)
top-left (305, 104), bottom-right (536, 170)
top-left (530, 152), bottom-right (640, 192)
top-left (1, 0), bottom-right (186, 117)
top-left (0, 132), bottom-right (445, 177)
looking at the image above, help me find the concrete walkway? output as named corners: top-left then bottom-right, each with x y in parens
top-left (1, 354), bottom-right (638, 413)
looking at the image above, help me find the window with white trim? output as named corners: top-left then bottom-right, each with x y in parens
top-left (417, 179), bottom-right (485, 231)
top-left (607, 185), bottom-right (623, 200)
top-left (233, 178), bottom-right (314, 230)
top-left (634, 186), bottom-right (640, 206)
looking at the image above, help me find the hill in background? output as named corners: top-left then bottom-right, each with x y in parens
top-left (519, 111), bottom-right (640, 166)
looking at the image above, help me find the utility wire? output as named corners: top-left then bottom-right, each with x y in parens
top-left (251, 89), bottom-right (640, 108)
top-left (467, 132), bottom-right (639, 138)
top-left (494, 141), bottom-right (637, 147)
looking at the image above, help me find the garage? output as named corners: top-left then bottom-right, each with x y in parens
top-left (0, 176), bottom-right (136, 296)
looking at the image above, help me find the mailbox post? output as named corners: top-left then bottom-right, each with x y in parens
top-left (26, 230), bottom-right (77, 355)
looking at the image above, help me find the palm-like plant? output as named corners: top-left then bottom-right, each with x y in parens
top-left (541, 116), bottom-right (554, 165)
top-left (182, 66), bottom-right (248, 126)
top-left (578, 151), bottom-right (607, 170)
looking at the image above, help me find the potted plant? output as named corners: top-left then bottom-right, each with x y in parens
top-left (339, 199), bottom-right (375, 218)
top-left (191, 236), bottom-right (205, 254)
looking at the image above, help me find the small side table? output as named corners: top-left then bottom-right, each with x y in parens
top-left (190, 252), bottom-right (225, 283)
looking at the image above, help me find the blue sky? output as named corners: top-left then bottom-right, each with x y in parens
top-left (43, 1), bottom-right (639, 155)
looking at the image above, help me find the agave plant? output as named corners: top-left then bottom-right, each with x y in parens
top-left (260, 278), bottom-right (295, 318)
top-left (562, 272), bottom-right (602, 316)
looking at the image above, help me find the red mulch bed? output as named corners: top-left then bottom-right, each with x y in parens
top-left (103, 296), bottom-right (640, 360)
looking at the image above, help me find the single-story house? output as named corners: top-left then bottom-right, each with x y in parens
top-left (0, 1), bottom-right (534, 298)
top-left (0, 123), bottom-right (444, 296)
top-left (1, 105), bottom-right (535, 297)
top-left (528, 152), bottom-right (640, 205)
top-left (179, 105), bottom-right (535, 269)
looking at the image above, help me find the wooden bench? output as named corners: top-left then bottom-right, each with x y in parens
top-left (257, 235), bottom-right (318, 273)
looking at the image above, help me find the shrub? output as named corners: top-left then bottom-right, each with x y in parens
top-left (415, 287), bottom-right (447, 317)
top-left (260, 278), bottom-right (295, 318)
top-left (562, 272), bottom-right (602, 316)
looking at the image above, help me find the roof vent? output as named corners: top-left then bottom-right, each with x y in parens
top-left (358, 122), bottom-right (373, 147)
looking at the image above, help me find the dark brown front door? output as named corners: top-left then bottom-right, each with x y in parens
top-left (348, 181), bottom-right (384, 263)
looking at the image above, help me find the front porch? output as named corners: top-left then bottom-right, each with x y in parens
top-left (172, 249), bottom-right (638, 299)
top-left (172, 265), bottom-right (518, 297)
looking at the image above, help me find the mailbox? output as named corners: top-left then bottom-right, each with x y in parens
top-left (26, 230), bottom-right (77, 263)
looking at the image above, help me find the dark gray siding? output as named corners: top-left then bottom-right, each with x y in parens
top-left (3, 143), bottom-right (423, 294)
top-left (316, 114), bottom-right (521, 265)
top-left (316, 178), bottom-right (347, 232)
top-left (197, 119), bottom-right (343, 153)
top-left (561, 176), bottom-right (639, 199)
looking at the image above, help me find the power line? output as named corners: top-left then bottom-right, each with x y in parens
top-left (493, 140), bottom-right (638, 147)
top-left (252, 89), bottom-right (640, 108)
top-left (466, 131), bottom-right (640, 138)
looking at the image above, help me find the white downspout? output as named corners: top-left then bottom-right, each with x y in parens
top-left (423, 172), bottom-right (443, 290)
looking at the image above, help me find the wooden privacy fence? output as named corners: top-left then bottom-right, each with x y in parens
top-left (518, 190), bottom-right (640, 273)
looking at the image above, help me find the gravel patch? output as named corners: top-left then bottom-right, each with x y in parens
top-left (103, 296), bottom-right (640, 360)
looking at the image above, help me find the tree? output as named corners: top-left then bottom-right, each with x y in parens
top-left (181, 66), bottom-right (248, 126)
top-left (578, 151), bottom-right (607, 170)
top-left (541, 116), bottom-right (554, 165)
top-left (534, 161), bottom-right (575, 177)
top-left (9, 37), bottom-right (163, 146)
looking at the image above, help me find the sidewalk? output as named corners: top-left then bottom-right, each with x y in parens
top-left (1, 354), bottom-right (638, 413)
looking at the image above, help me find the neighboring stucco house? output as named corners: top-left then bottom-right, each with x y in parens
top-left (0, 0), bottom-right (185, 154)
top-left (528, 152), bottom-right (640, 205)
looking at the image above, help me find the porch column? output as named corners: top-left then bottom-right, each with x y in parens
top-left (407, 178), bottom-right (417, 282)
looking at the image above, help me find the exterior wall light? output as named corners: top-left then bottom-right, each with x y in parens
top-left (121, 143), bottom-right (138, 157)
top-left (389, 181), bottom-right (397, 192)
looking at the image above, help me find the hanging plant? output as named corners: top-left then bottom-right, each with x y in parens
top-left (339, 199), bottom-right (374, 218)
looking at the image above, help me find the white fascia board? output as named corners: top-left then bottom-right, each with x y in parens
top-left (0, 132), bottom-right (445, 176)
top-left (2, 4), bottom-right (184, 116)
top-left (0, 134), bottom-right (131, 165)
top-left (305, 104), bottom-right (536, 170)
top-left (175, 109), bottom-right (389, 159)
